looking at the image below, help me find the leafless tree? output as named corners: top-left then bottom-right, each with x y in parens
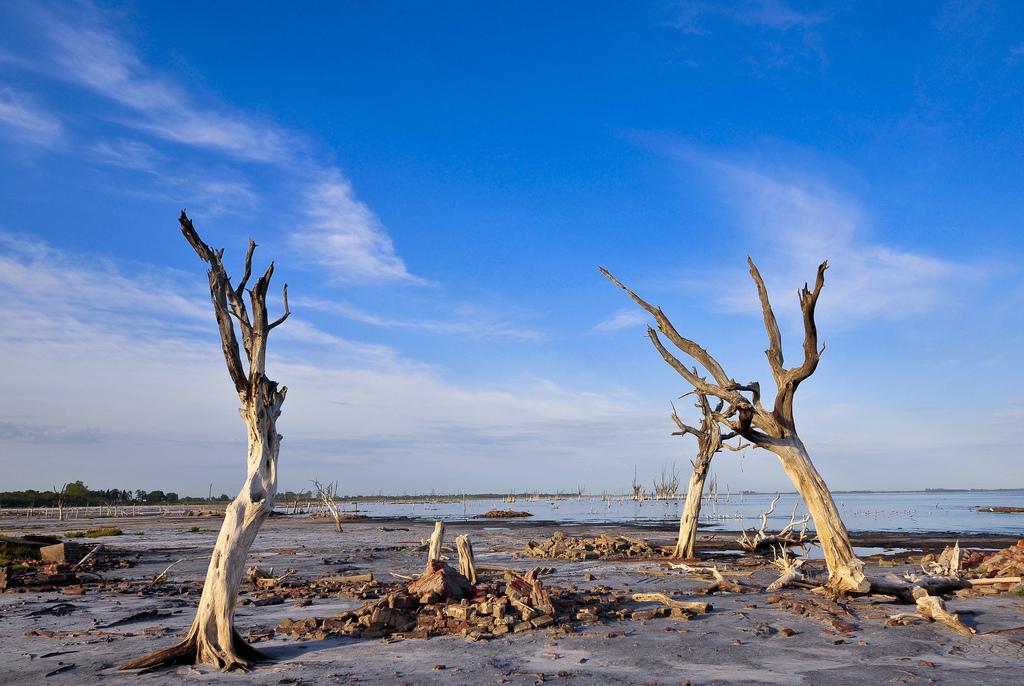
top-left (122, 211), bottom-right (290, 671)
top-left (652, 462), bottom-right (681, 499)
top-left (602, 258), bottom-right (868, 593)
top-left (312, 479), bottom-right (343, 532)
top-left (669, 394), bottom-right (747, 559)
top-left (52, 483), bottom-right (68, 522)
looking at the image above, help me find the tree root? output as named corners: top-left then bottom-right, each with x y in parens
top-left (119, 628), bottom-right (270, 672)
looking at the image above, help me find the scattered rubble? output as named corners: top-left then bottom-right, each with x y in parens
top-left (1, 535), bottom-right (136, 592)
top-left (274, 563), bottom-right (705, 643)
top-left (522, 531), bottom-right (663, 560)
top-left (970, 539), bottom-right (1024, 578)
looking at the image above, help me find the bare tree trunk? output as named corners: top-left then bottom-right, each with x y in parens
top-left (772, 439), bottom-right (867, 592)
top-left (425, 520), bottom-right (445, 572)
top-left (673, 458), bottom-right (710, 559)
top-left (455, 534), bottom-right (477, 584)
top-left (121, 211), bottom-right (290, 672)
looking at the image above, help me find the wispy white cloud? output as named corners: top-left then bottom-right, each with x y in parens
top-left (679, 152), bottom-right (983, 327)
top-left (0, 84), bottom-right (62, 146)
top-left (294, 296), bottom-right (546, 342)
top-left (0, 234), bottom-right (669, 494)
top-left (292, 172), bottom-right (425, 285)
top-left (590, 308), bottom-right (649, 334)
top-left (89, 138), bottom-right (162, 171)
top-left (21, 2), bottom-right (292, 162)
top-left (5, 1), bottom-right (424, 285)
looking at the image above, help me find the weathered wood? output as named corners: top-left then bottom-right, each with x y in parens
top-left (669, 394), bottom-right (746, 559)
top-left (121, 211), bottom-right (290, 672)
top-left (632, 592), bottom-right (711, 614)
top-left (455, 534), bottom-right (477, 584)
top-left (968, 576), bottom-right (1022, 586)
top-left (602, 259), bottom-right (868, 593)
top-left (913, 588), bottom-right (975, 636)
top-left (426, 521), bottom-right (445, 573)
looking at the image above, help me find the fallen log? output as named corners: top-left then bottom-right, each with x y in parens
top-left (631, 592), bottom-right (711, 614)
top-left (968, 576), bottom-right (1022, 586)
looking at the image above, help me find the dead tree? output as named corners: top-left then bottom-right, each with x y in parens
top-left (669, 394), bottom-right (747, 559)
top-left (602, 259), bottom-right (869, 593)
top-left (121, 211), bottom-right (290, 671)
top-left (312, 479), bottom-right (343, 532)
top-left (652, 462), bottom-right (680, 499)
top-left (52, 483), bottom-right (68, 522)
top-left (737, 495), bottom-right (811, 552)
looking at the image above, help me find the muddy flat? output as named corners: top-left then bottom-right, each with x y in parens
top-left (2, 514), bottom-right (1023, 685)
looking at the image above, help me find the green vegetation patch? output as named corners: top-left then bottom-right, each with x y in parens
top-left (66, 527), bottom-right (123, 538)
top-left (0, 534), bottom-right (60, 562)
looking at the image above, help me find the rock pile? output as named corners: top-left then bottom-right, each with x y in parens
top-left (971, 539), bottom-right (1024, 578)
top-left (522, 531), bottom-right (664, 560)
top-left (273, 563), bottom-right (700, 642)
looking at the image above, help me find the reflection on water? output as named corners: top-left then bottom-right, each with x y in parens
top-left (323, 490), bottom-right (1024, 534)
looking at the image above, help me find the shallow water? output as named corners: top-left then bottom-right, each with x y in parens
top-left (327, 489), bottom-right (1024, 535)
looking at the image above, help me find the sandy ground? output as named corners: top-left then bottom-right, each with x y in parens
top-left (2, 515), bottom-right (1023, 685)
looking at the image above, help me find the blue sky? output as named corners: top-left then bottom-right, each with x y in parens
top-left (1, 0), bottom-right (1021, 496)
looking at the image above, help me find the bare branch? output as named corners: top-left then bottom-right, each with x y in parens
top-left (647, 328), bottom-right (743, 406)
top-left (178, 211), bottom-right (248, 394)
top-left (600, 267), bottom-right (735, 388)
top-left (269, 284), bottom-right (290, 330)
top-left (236, 240), bottom-right (256, 298)
top-left (747, 257), bottom-right (785, 383)
top-left (791, 260), bottom-right (828, 385)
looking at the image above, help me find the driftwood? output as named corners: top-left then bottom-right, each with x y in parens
top-left (913, 587), bottom-right (975, 636)
top-left (632, 592), bottom-right (711, 614)
top-left (922, 541), bottom-right (962, 576)
top-left (766, 547), bottom-right (808, 592)
top-left (699, 567), bottom-right (757, 595)
top-left (121, 212), bottom-right (290, 672)
top-left (968, 576), bottom-right (1022, 586)
top-left (738, 496), bottom-right (812, 553)
top-left (602, 259), bottom-right (868, 593)
top-left (870, 573), bottom-right (967, 603)
top-left (455, 534), bottom-right (477, 584)
top-left (426, 521), bottom-right (445, 571)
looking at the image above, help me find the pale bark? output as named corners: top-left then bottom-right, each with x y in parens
top-left (670, 395), bottom-right (745, 559)
top-left (602, 259), bottom-right (868, 593)
top-left (455, 534), bottom-right (477, 584)
top-left (426, 520), bottom-right (445, 571)
top-left (312, 479), bottom-right (343, 532)
top-left (121, 211), bottom-right (290, 671)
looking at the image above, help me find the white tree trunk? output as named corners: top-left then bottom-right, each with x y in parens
top-left (122, 385), bottom-right (283, 671)
top-left (772, 438), bottom-right (867, 593)
top-left (673, 459), bottom-right (710, 559)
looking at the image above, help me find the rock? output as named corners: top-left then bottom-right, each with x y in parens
top-left (40, 542), bottom-right (84, 565)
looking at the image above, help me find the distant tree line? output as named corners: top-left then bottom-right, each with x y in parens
top-left (0, 480), bottom-right (223, 508)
